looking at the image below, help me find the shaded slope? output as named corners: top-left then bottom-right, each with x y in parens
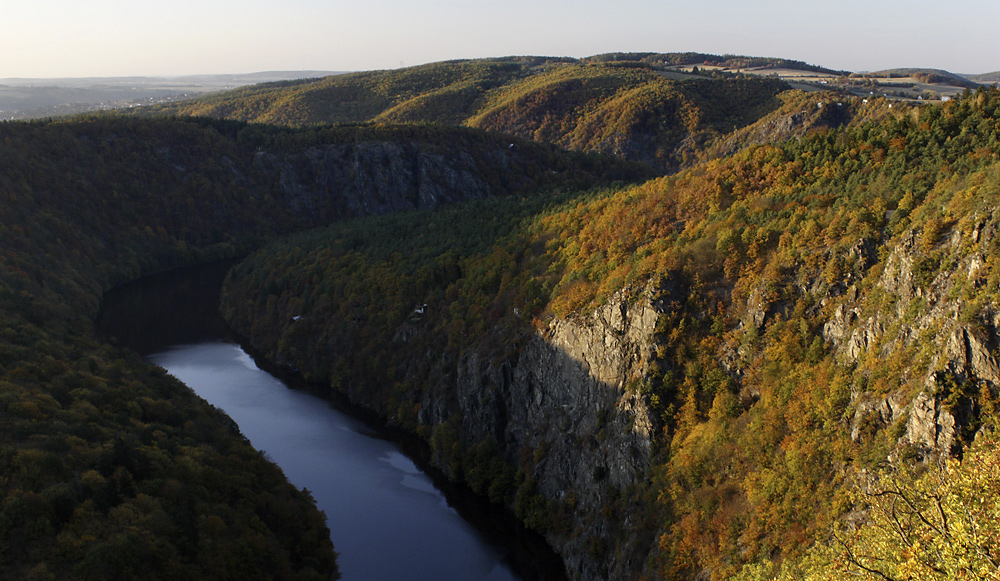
top-left (0, 117), bottom-right (338, 580)
top-left (0, 115), bottom-right (641, 579)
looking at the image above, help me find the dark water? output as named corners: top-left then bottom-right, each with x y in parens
top-left (98, 261), bottom-right (565, 581)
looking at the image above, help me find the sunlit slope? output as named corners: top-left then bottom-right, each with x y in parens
top-left (220, 88), bottom-right (1000, 580)
top-left (464, 62), bottom-right (789, 169)
top-left (145, 57), bottom-right (565, 125)
top-left (141, 56), bottom-right (798, 171)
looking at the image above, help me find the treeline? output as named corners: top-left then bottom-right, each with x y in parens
top-left (0, 115), bottom-right (638, 578)
top-left (136, 57), bottom-right (801, 172)
top-left (219, 87), bottom-right (1000, 579)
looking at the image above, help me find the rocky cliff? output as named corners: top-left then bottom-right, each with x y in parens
top-left (225, 259), bottom-right (667, 578)
top-left (254, 141), bottom-right (511, 218)
top-left (245, 128), bottom-right (651, 224)
top-left (221, 180), bottom-right (1000, 580)
top-left (449, 290), bottom-right (661, 579)
top-left (819, 213), bottom-right (1000, 458)
top-left (224, 204), bottom-right (1000, 579)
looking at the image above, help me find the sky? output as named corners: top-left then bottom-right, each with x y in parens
top-left (2, 0), bottom-right (998, 78)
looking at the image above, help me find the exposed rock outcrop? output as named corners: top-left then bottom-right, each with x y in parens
top-left (943, 325), bottom-right (1000, 385)
top-left (709, 95), bottom-right (855, 160)
top-left (823, 217), bottom-right (1000, 457)
top-left (255, 141), bottom-right (496, 217)
top-left (905, 391), bottom-right (957, 451)
top-left (249, 136), bottom-right (651, 224)
top-left (451, 290), bottom-right (660, 579)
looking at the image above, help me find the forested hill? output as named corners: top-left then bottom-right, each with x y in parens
top-left (135, 56), bottom-right (813, 172)
top-left (0, 115), bottom-right (642, 579)
top-left (220, 88), bottom-right (1000, 579)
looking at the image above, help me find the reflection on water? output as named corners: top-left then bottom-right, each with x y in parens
top-left (151, 342), bottom-right (518, 580)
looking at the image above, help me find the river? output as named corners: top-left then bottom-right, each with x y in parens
top-left (97, 261), bottom-right (565, 581)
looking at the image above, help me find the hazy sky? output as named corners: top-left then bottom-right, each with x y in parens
top-left (3, 0), bottom-right (998, 78)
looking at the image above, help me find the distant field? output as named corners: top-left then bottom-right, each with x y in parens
top-left (662, 63), bottom-right (979, 102)
top-left (666, 64), bottom-right (841, 86)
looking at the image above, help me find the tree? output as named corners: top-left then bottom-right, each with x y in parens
top-left (812, 432), bottom-right (1000, 581)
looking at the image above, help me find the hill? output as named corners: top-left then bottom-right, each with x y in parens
top-left (966, 71), bottom-right (1000, 84)
top-left (866, 67), bottom-right (980, 88)
top-left (138, 57), bottom-right (799, 172)
top-left (136, 55), bottom-right (995, 173)
top-left (219, 88), bottom-right (1000, 579)
top-left (0, 115), bottom-right (642, 579)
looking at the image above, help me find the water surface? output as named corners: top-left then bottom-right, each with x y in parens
top-left (98, 261), bottom-right (564, 580)
top-left (152, 341), bottom-right (518, 580)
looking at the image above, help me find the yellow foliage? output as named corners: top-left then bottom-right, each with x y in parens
top-left (780, 431), bottom-right (1000, 581)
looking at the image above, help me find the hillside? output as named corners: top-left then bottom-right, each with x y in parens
top-left (0, 117), bottom-right (339, 580)
top-left (0, 116), bottom-right (641, 579)
top-left (140, 57), bottom-right (565, 124)
top-left (138, 57), bottom-right (800, 172)
top-left (136, 54), bottom-right (998, 172)
top-left (220, 88), bottom-right (1000, 579)
top-left (966, 71), bottom-right (1000, 84)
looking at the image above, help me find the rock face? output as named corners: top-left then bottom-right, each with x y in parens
top-left (255, 141), bottom-right (498, 218)
top-left (249, 136), bottom-right (650, 224)
top-left (223, 155), bottom-right (1000, 578)
top-left (905, 391), bottom-right (957, 451)
top-left (822, 218), bottom-right (1000, 457)
top-left (944, 325), bottom-right (1000, 385)
top-left (452, 290), bottom-right (660, 580)
top-left (220, 134), bottom-right (662, 579)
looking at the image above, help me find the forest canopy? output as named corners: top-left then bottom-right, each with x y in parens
top-left (219, 87), bottom-right (1000, 579)
top-left (0, 115), bottom-right (639, 579)
top-left (3, 51), bottom-right (1000, 579)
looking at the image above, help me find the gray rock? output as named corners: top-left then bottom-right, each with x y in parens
top-left (453, 288), bottom-right (660, 580)
top-left (905, 391), bottom-right (957, 452)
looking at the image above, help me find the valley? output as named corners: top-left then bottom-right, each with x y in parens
top-left (1, 52), bottom-right (999, 580)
